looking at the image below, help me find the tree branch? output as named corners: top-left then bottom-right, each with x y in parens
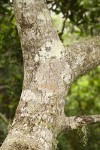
top-left (65, 36), bottom-right (100, 81)
top-left (61, 115), bottom-right (100, 131)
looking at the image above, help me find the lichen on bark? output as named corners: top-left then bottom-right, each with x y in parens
top-left (0, 0), bottom-right (100, 150)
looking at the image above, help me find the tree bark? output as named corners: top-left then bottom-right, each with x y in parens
top-left (65, 36), bottom-right (100, 82)
top-left (61, 115), bottom-right (100, 130)
top-left (0, 0), bottom-right (100, 150)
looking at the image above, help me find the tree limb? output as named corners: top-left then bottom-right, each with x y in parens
top-left (61, 115), bottom-right (100, 131)
top-left (65, 36), bottom-right (100, 81)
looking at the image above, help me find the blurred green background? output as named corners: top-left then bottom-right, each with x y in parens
top-left (0, 0), bottom-right (100, 149)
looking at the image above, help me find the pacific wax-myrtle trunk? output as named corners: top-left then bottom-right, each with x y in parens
top-left (0, 0), bottom-right (100, 150)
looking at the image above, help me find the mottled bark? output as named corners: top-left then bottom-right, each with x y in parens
top-left (1, 0), bottom-right (67, 149)
top-left (0, 0), bottom-right (100, 150)
top-left (61, 115), bottom-right (100, 131)
top-left (66, 36), bottom-right (100, 81)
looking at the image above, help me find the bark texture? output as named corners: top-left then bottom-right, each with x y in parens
top-left (0, 0), bottom-right (100, 150)
top-left (62, 115), bottom-right (100, 130)
top-left (66, 37), bottom-right (100, 81)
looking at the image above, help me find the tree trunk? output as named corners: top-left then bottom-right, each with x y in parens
top-left (0, 0), bottom-right (100, 150)
top-left (1, 0), bottom-right (67, 149)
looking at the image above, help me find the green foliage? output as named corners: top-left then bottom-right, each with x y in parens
top-left (0, 0), bottom-right (23, 144)
top-left (58, 124), bottom-right (100, 150)
top-left (0, 0), bottom-right (100, 149)
top-left (48, 0), bottom-right (100, 37)
top-left (0, 113), bottom-right (9, 145)
top-left (65, 67), bottom-right (100, 116)
top-left (57, 67), bottom-right (100, 150)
